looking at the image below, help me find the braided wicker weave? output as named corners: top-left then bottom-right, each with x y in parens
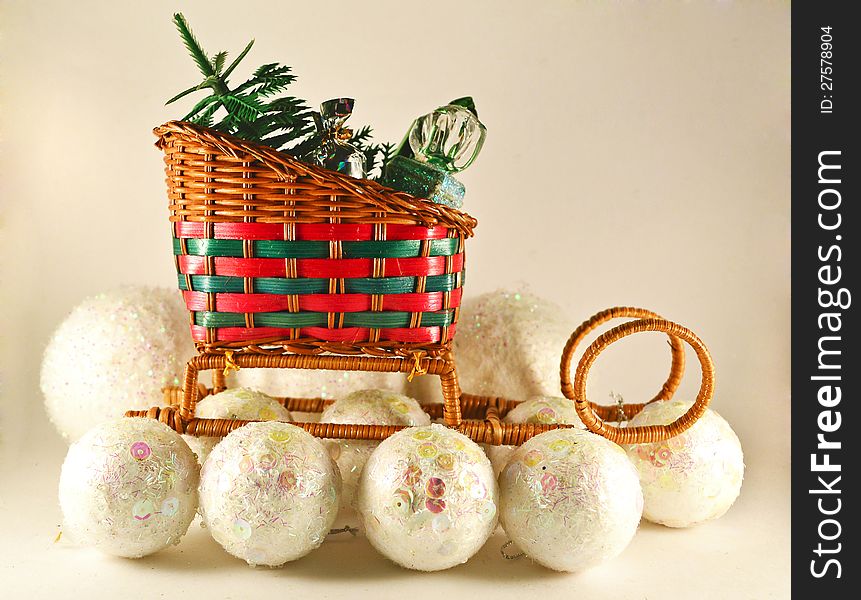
top-left (126, 122), bottom-right (712, 445)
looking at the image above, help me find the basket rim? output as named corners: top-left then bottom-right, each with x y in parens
top-left (154, 120), bottom-right (478, 237)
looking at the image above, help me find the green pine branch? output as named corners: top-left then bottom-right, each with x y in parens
top-left (211, 51), bottom-right (227, 75)
top-left (166, 12), bottom-right (390, 177)
top-left (172, 14), bottom-right (214, 78)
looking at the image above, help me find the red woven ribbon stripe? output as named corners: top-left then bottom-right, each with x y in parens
top-left (174, 221), bottom-right (453, 241)
top-left (189, 324), bottom-right (457, 343)
top-left (177, 254), bottom-right (464, 279)
top-left (182, 289), bottom-right (463, 313)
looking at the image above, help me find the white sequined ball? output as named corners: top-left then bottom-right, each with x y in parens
top-left (357, 424), bottom-right (498, 571)
top-left (199, 421), bottom-right (341, 566)
top-left (184, 387), bottom-right (292, 463)
top-left (499, 428), bottom-right (643, 572)
top-left (41, 286), bottom-right (194, 441)
top-left (58, 417), bottom-right (200, 558)
top-left (625, 399), bottom-right (744, 527)
top-left (320, 389), bottom-right (431, 530)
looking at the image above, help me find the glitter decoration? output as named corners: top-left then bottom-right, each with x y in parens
top-left (183, 387), bottom-right (292, 463)
top-left (485, 396), bottom-right (585, 477)
top-left (624, 399), bottom-right (745, 528)
top-left (413, 290), bottom-right (574, 404)
top-left (320, 389), bottom-right (430, 530)
top-left (499, 428), bottom-right (642, 572)
top-left (233, 367), bottom-right (406, 402)
top-left (58, 418), bottom-right (200, 558)
top-left (356, 423), bottom-right (498, 571)
top-left (199, 421), bottom-right (341, 567)
top-left (41, 287), bottom-right (195, 441)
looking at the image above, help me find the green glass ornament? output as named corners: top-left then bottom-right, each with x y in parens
top-left (383, 97), bottom-right (486, 209)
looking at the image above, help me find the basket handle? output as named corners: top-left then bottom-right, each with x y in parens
top-left (560, 307), bottom-right (686, 414)
top-left (560, 308), bottom-right (714, 444)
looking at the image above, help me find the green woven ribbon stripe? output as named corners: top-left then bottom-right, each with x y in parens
top-left (193, 309), bottom-right (457, 328)
top-left (177, 273), bottom-right (463, 294)
top-left (173, 237), bottom-right (460, 258)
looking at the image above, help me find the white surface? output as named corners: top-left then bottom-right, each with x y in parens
top-left (1, 0), bottom-right (789, 598)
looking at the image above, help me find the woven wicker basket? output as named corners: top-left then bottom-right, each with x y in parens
top-left (157, 120), bottom-right (475, 354)
top-left (127, 121), bottom-right (713, 447)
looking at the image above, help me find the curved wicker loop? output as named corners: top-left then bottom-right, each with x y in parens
top-left (563, 317), bottom-right (714, 444)
top-left (560, 306), bottom-right (686, 422)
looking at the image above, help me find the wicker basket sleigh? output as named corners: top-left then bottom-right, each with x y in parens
top-left (127, 121), bottom-right (714, 446)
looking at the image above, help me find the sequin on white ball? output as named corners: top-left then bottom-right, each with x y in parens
top-left (199, 422), bottom-right (341, 566)
top-left (184, 388), bottom-right (292, 464)
top-left (487, 396), bottom-right (586, 476)
top-left (320, 389), bottom-right (430, 528)
top-left (58, 418), bottom-right (200, 558)
top-left (41, 287), bottom-right (194, 441)
top-left (450, 291), bottom-right (575, 402)
top-left (499, 429), bottom-right (643, 572)
top-left (357, 424), bottom-right (498, 571)
top-left (625, 400), bottom-right (744, 528)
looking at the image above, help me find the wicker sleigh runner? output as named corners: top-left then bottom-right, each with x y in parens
top-left (127, 121), bottom-right (713, 446)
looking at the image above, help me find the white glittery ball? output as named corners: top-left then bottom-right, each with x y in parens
top-left (321, 389), bottom-right (430, 426)
top-left (233, 367), bottom-right (406, 400)
top-left (505, 396), bottom-right (585, 426)
top-left (499, 429), bottom-right (643, 572)
top-left (199, 421), bottom-right (341, 566)
top-left (41, 287), bottom-right (195, 441)
top-left (357, 424), bottom-right (498, 571)
top-left (450, 291), bottom-right (574, 402)
top-left (486, 396), bottom-right (585, 477)
top-left (320, 389), bottom-right (430, 528)
top-left (58, 417), bottom-right (200, 558)
top-left (184, 388), bottom-right (293, 464)
top-left (625, 400), bottom-right (745, 528)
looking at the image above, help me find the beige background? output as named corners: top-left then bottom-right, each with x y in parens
top-left (0, 1), bottom-right (790, 598)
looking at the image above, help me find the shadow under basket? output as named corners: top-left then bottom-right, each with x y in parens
top-left (127, 122), bottom-right (714, 446)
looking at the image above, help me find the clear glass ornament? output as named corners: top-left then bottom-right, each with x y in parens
top-left (381, 97), bottom-right (486, 209)
top-left (409, 103), bottom-right (486, 173)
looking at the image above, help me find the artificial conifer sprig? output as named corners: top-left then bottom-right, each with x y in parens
top-left (166, 13), bottom-right (314, 152)
top-left (167, 13), bottom-right (391, 179)
top-left (352, 128), bottom-right (397, 179)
